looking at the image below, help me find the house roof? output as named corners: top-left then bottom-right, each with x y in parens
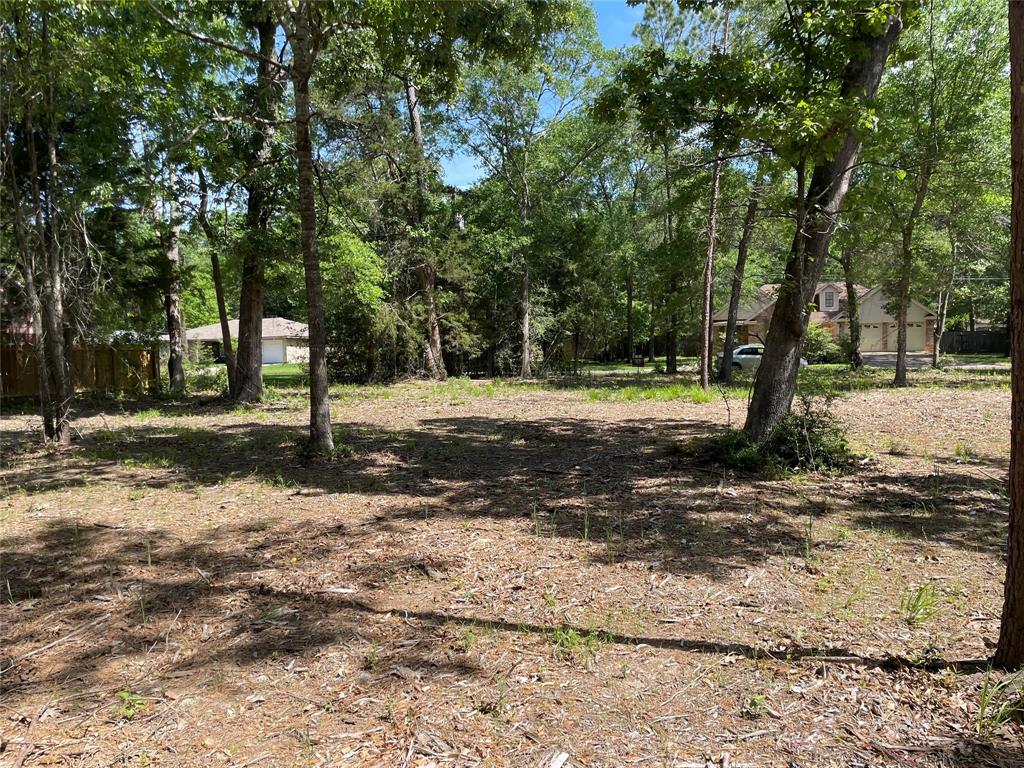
top-left (161, 317), bottom-right (308, 343)
top-left (712, 282), bottom-right (868, 324)
top-left (711, 294), bottom-right (774, 323)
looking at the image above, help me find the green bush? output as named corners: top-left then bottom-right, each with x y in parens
top-left (186, 366), bottom-right (229, 396)
top-left (763, 411), bottom-right (849, 471)
top-left (802, 324), bottom-right (844, 364)
top-left (670, 392), bottom-right (850, 474)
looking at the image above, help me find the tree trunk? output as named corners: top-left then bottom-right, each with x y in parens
top-left (235, 16), bottom-right (282, 402)
top-left (894, 160), bottom-right (932, 387)
top-left (197, 169), bottom-right (236, 387)
top-left (235, 248), bottom-right (265, 400)
top-left (25, 268), bottom-right (55, 438)
top-left (699, 153), bottom-right (723, 389)
top-left (520, 268), bottom-right (531, 377)
top-left (666, 306), bottom-right (677, 373)
top-left (932, 234), bottom-right (957, 369)
top-left (626, 266), bottom-right (634, 361)
top-left (932, 281), bottom-right (952, 368)
top-left (995, 0), bottom-right (1024, 670)
top-left (719, 168), bottom-right (764, 382)
top-left (403, 79), bottom-right (446, 380)
top-left (164, 166), bottom-right (187, 394)
top-left (648, 299), bottom-right (655, 362)
top-left (573, 327), bottom-right (580, 376)
top-left (5, 144), bottom-right (54, 436)
top-left (289, 1), bottom-right (333, 454)
top-left (839, 248), bottom-right (863, 370)
top-left (662, 140), bottom-right (677, 375)
top-left (28, 110), bottom-right (72, 444)
top-left (744, 13), bottom-right (903, 443)
top-left (419, 264), bottom-right (445, 378)
top-left (43, 28), bottom-right (73, 443)
top-left (3, 114), bottom-right (55, 439)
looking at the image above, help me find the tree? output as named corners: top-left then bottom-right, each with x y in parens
top-left (697, 11), bottom-right (733, 391)
top-left (994, 0), bottom-right (1024, 670)
top-left (196, 168), bottom-right (236, 386)
top-left (604, 1), bottom-right (908, 437)
top-left (860, 0), bottom-right (1008, 386)
top-left (402, 79), bottom-right (446, 380)
top-left (281, 0), bottom-right (334, 453)
top-left (742, 3), bottom-right (906, 443)
top-left (718, 160), bottom-right (767, 381)
top-left (235, 8), bottom-right (285, 402)
top-left (1, 2), bottom-right (160, 442)
top-left (162, 166), bottom-right (187, 393)
top-left (838, 246), bottom-right (864, 370)
top-left (454, 7), bottom-right (600, 377)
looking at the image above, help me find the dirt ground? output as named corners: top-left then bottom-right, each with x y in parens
top-left (0, 377), bottom-right (1021, 768)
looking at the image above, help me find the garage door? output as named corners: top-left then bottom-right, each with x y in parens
top-left (261, 339), bottom-right (285, 364)
top-left (906, 322), bottom-right (926, 351)
top-left (861, 323), bottom-right (884, 352)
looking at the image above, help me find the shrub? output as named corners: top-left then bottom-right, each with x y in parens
top-left (668, 428), bottom-right (765, 472)
top-left (669, 392), bottom-right (850, 474)
top-left (189, 344), bottom-right (217, 367)
top-left (186, 366), bottom-right (229, 396)
top-left (802, 324), bottom-right (844, 364)
top-left (761, 394), bottom-right (850, 471)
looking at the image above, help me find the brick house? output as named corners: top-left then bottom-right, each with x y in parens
top-left (712, 282), bottom-right (937, 353)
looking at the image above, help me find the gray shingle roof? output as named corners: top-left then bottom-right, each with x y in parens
top-left (162, 317), bottom-right (308, 342)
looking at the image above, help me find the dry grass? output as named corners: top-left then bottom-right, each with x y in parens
top-left (0, 378), bottom-right (1020, 767)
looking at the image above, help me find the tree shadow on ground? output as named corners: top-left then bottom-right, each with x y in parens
top-left (6, 414), bottom-right (814, 579)
top-left (3, 410), bottom-right (1008, 570)
top-left (835, 457), bottom-right (1009, 555)
top-left (2, 405), bottom-right (1018, 764)
top-left (0, 515), bottom-right (995, 702)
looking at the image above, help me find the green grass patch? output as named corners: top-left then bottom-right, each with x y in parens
top-left (419, 378), bottom-right (543, 399)
top-left (578, 356), bottom-right (697, 374)
top-left (583, 381), bottom-right (739, 403)
top-left (551, 625), bottom-right (607, 662)
top-left (261, 363), bottom-right (307, 385)
top-left (797, 365), bottom-right (1009, 394)
top-left (943, 353), bottom-right (1009, 366)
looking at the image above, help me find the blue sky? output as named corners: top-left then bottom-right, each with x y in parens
top-left (592, 0), bottom-right (646, 49)
top-left (440, 0), bottom-right (643, 189)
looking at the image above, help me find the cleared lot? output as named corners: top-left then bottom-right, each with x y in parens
top-left (0, 374), bottom-right (1020, 767)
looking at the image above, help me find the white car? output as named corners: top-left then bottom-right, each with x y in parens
top-left (716, 344), bottom-right (808, 372)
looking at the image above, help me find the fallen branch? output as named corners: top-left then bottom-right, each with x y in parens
top-left (1, 615), bottom-right (109, 674)
top-left (231, 753), bottom-right (273, 768)
top-left (12, 703), bottom-right (48, 768)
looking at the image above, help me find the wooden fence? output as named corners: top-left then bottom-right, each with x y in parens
top-left (0, 344), bottom-right (159, 399)
top-left (939, 329), bottom-right (1009, 355)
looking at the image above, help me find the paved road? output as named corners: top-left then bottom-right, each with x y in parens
top-left (861, 352), bottom-right (1009, 370)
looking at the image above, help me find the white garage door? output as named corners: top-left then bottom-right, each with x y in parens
top-left (906, 322), bottom-right (926, 352)
top-left (261, 339), bottom-right (285, 364)
top-left (861, 323), bottom-right (884, 352)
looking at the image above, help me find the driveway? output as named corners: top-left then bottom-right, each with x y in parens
top-left (861, 352), bottom-right (932, 369)
top-left (861, 351), bottom-right (1010, 370)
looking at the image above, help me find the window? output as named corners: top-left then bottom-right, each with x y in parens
top-left (824, 291), bottom-right (836, 309)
